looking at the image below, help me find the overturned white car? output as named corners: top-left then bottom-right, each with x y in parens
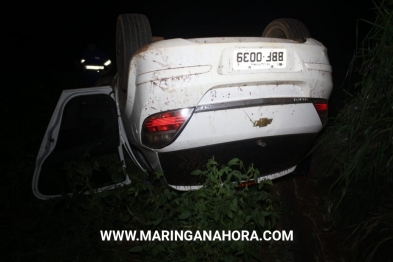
top-left (33, 14), bottom-right (332, 199)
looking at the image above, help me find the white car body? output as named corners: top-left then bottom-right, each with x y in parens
top-left (118, 37), bottom-right (332, 190)
top-left (33, 36), bottom-right (332, 199)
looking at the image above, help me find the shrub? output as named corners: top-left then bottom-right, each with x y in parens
top-left (315, 0), bottom-right (392, 260)
top-left (123, 157), bottom-right (278, 261)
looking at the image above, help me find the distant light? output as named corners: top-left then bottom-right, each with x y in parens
top-left (85, 65), bottom-right (104, 70)
top-left (81, 59), bottom-right (85, 63)
top-left (104, 60), bottom-right (111, 66)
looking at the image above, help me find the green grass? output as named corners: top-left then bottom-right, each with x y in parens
top-left (315, 0), bottom-right (393, 260)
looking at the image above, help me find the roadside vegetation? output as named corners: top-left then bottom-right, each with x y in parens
top-left (1, 71), bottom-right (281, 262)
top-left (315, 0), bottom-right (392, 260)
top-left (3, 151), bottom-right (280, 261)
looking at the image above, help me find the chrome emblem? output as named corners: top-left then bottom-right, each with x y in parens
top-left (253, 118), bottom-right (273, 127)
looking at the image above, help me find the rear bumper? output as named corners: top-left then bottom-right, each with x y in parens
top-left (159, 133), bottom-right (317, 188)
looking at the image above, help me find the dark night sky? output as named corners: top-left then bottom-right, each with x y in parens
top-left (7, 0), bottom-right (375, 110)
top-left (11, 0), bottom-right (373, 69)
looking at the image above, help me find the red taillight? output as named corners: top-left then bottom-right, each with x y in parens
top-left (312, 99), bottom-right (328, 126)
top-left (142, 108), bottom-right (194, 149)
top-left (145, 115), bottom-right (186, 132)
top-left (314, 103), bottom-right (328, 112)
top-left (239, 180), bottom-right (256, 187)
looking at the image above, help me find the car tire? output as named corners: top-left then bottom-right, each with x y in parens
top-left (116, 14), bottom-right (152, 108)
top-left (262, 18), bottom-right (310, 43)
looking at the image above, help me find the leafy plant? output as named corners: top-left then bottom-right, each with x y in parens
top-left (122, 157), bottom-right (278, 261)
top-left (29, 154), bottom-right (278, 261)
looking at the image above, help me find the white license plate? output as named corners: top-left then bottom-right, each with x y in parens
top-left (233, 49), bottom-right (287, 70)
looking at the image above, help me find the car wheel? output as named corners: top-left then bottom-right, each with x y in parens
top-left (116, 14), bottom-right (152, 108)
top-left (262, 18), bottom-right (310, 43)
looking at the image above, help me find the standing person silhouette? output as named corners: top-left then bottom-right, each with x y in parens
top-left (79, 42), bottom-right (112, 87)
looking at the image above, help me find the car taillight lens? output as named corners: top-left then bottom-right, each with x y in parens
top-left (312, 99), bottom-right (328, 126)
top-left (142, 108), bottom-right (194, 149)
top-left (239, 180), bottom-right (256, 188)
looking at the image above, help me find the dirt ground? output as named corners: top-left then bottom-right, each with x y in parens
top-left (272, 154), bottom-right (349, 262)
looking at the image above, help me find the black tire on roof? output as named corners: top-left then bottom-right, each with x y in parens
top-left (116, 14), bottom-right (152, 106)
top-left (262, 18), bottom-right (310, 43)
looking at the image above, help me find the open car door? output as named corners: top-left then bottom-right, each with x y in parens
top-left (32, 86), bottom-right (132, 199)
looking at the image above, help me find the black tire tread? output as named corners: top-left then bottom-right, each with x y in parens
top-left (262, 18), bottom-right (310, 43)
top-left (116, 14), bottom-right (152, 96)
